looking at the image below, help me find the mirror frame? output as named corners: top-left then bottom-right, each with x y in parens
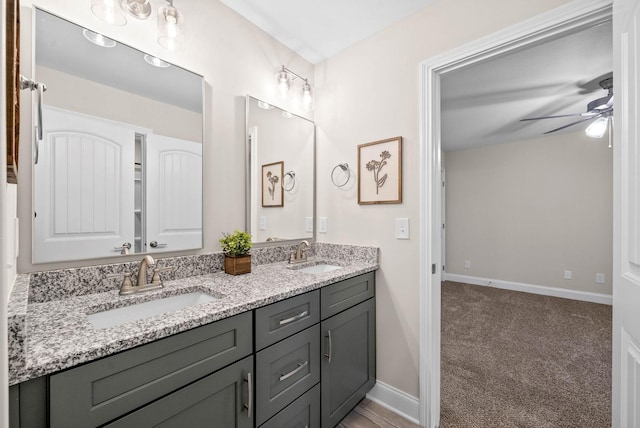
top-left (245, 95), bottom-right (316, 246)
top-left (31, 7), bottom-right (206, 263)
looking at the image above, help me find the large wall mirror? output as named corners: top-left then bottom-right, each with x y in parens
top-left (246, 96), bottom-right (315, 243)
top-left (31, 8), bottom-right (204, 263)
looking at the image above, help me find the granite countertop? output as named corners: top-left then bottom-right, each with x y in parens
top-left (9, 248), bottom-right (378, 386)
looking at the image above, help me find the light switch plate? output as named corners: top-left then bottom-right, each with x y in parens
top-left (305, 217), bottom-right (313, 233)
top-left (319, 217), bottom-right (328, 233)
top-left (259, 216), bottom-right (267, 230)
top-left (395, 218), bottom-right (409, 239)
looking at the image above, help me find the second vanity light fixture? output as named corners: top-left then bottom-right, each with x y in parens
top-left (277, 65), bottom-right (313, 110)
top-left (90, 0), bottom-right (184, 51)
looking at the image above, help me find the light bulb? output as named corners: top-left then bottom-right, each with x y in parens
top-left (158, 3), bottom-right (184, 51)
top-left (302, 82), bottom-right (313, 110)
top-left (277, 70), bottom-right (290, 97)
top-left (585, 116), bottom-right (609, 138)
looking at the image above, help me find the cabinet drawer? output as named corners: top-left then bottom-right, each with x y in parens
top-left (321, 272), bottom-right (375, 319)
top-left (50, 311), bottom-right (252, 428)
top-left (105, 356), bottom-right (254, 428)
top-left (255, 290), bottom-right (319, 351)
top-left (260, 384), bottom-right (320, 428)
top-left (256, 324), bottom-right (320, 426)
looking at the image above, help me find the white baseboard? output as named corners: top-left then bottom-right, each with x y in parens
top-left (366, 381), bottom-right (420, 425)
top-left (443, 273), bottom-right (612, 305)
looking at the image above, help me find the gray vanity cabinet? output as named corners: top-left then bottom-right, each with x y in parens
top-left (104, 356), bottom-right (254, 428)
top-left (320, 272), bottom-right (376, 428)
top-left (49, 311), bottom-right (253, 428)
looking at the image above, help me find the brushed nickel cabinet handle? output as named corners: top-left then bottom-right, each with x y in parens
top-left (279, 310), bottom-right (309, 326)
top-left (279, 360), bottom-right (309, 382)
top-left (324, 330), bottom-right (332, 363)
top-left (244, 372), bottom-right (253, 418)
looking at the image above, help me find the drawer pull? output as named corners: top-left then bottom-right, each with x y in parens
top-left (244, 372), bottom-right (253, 418)
top-left (324, 330), bottom-right (333, 363)
top-left (279, 310), bottom-right (309, 326)
top-left (279, 360), bottom-right (309, 382)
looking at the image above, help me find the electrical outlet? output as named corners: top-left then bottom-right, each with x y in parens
top-left (259, 216), bottom-right (267, 230)
top-left (395, 218), bottom-right (410, 239)
top-left (464, 260), bottom-right (471, 269)
top-left (564, 270), bottom-right (572, 280)
top-left (319, 217), bottom-right (328, 233)
top-left (305, 217), bottom-right (313, 233)
top-left (596, 273), bottom-right (605, 284)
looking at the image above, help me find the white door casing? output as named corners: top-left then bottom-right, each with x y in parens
top-left (34, 106), bottom-right (135, 263)
top-left (145, 134), bottom-right (203, 253)
top-left (419, 1), bottom-right (613, 426)
top-left (613, 0), bottom-right (640, 425)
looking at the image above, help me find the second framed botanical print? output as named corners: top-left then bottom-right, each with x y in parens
top-left (262, 161), bottom-right (284, 207)
top-left (358, 136), bottom-right (402, 204)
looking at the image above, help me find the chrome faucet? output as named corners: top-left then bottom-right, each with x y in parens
top-left (118, 255), bottom-right (164, 295)
top-left (289, 240), bottom-right (310, 264)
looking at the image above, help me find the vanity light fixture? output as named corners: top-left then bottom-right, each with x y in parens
top-left (82, 28), bottom-right (117, 47)
top-left (158, 0), bottom-right (184, 51)
top-left (276, 65), bottom-right (314, 110)
top-left (91, 0), bottom-right (127, 26)
top-left (143, 54), bottom-right (170, 68)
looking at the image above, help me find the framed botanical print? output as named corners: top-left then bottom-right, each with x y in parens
top-left (357, 136), bottom-right (402, 204)
top-left (262, 161), bottom-right (284, 207)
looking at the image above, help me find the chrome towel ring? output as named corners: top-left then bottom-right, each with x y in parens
top-left (282, 171), bottom-right (296, 191)
top-left (331, 163), bottom-right (350, 187)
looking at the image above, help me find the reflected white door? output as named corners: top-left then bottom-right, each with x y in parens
top-left (145, 134), bottom-right (202, 253)
top-left (34, 106), bottom-right (135, 262)
top-left (613, 0), bottom-right (640, 426)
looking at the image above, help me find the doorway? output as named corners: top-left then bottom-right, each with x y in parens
top-left (417, 1), bottom-right (613, 426)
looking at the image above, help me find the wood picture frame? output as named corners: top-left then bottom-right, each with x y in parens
top-left (6, 0), bottom-right (20, 184)
top-left (262, 161), bottom-right (284, 207)
top-left (358, 136), bottom-right (402, 204)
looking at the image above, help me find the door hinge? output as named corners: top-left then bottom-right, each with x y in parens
top-left (431, 263), bottom-right (436, 274)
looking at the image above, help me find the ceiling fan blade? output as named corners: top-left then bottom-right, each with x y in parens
top-left (543, 114), bottom-right (601, 134)
top-left (520, 112), bottom-right (596, 121)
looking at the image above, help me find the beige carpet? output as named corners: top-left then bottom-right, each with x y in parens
top-left (440, 281), bottom-right (611, 428)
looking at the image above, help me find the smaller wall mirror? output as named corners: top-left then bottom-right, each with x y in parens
top-left (246, 96), bottom-right (315, 243)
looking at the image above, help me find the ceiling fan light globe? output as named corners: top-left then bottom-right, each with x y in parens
top-left (585, 116), bottom-right (608, 138)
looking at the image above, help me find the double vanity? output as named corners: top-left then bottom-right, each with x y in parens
top-left (8, 243), bottom-right (378, 428)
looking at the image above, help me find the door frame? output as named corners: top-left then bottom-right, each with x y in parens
top-left (418, 0), bottom-right (613, 426)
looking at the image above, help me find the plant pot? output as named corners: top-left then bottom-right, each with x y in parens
top-left (224, 254), bottom-right (251, 275)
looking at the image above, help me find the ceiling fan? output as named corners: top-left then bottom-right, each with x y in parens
top-left (520, 77), bottom-right (613, 138)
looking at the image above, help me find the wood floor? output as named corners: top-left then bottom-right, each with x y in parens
top-left (338, 398), bottom-right (421, 428)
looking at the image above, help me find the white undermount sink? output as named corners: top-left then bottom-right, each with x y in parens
top-left (296, 263), bottom-right (342, 275)
top-left (88, 292), bottom-right (218, 329)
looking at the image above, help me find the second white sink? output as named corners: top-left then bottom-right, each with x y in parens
top-left (296, 264), bottom-right (342, 275)
top-left (88, 292), bottom-right (218, 329)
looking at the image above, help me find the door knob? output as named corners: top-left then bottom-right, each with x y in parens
top-left (150, 241), bottom-right (167, 248)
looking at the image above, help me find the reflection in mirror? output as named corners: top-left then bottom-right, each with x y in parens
top-left (32, 8), bottom-right (204, 263)
top-left (246, 96), bottom-right (315, 243)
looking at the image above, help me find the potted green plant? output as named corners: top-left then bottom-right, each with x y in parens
top-left (219, 229), bottom-right (253, 275)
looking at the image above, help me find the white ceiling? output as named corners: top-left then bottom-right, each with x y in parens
top-left (441, 20), bottom-right (613, 151)
top-left (218, 0), bottom-right (439, 64)
top-left (220, 2), bottom-right (613, 152)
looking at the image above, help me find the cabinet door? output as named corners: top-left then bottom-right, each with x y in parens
top-left (321, 298), bottom-right (376, 428)
top-left (105, 356), bottom-right (254, 428)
